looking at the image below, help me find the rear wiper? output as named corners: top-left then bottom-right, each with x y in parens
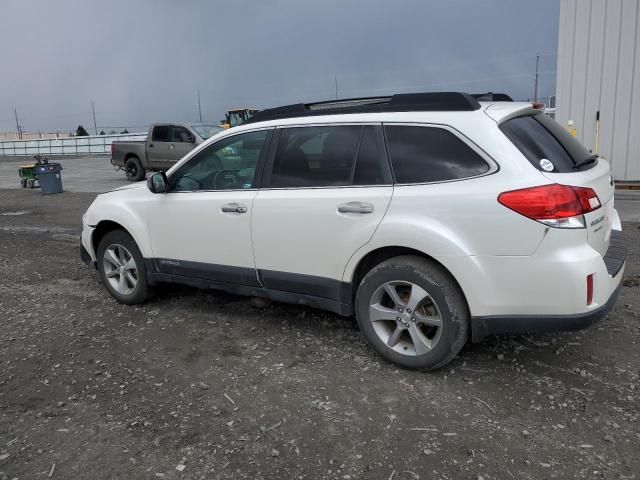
top-left (573, 154), bottom-right (599, 170)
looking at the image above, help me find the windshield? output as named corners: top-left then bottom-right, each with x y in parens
top-left (190, 125), bottom-right (224, 140)
top-left (499, 113), bottom-right (593, 173)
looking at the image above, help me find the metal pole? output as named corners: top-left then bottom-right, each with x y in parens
top-left (197, 89), bottom-right (202, 122)
top-left (91, 101), bottom-right (98, 135)
top-left (334, 75), bottom-right (338, 100)
top-left (14, 108), bottom-right (21, 140)
top-left (534, 55), bottom-right (540, 102)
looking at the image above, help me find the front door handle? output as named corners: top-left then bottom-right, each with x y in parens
top-left (337, 202), bottom-right (374, 214)
top-left (221, 203), bottom-right (248, 214)
top-left (169, 144), bottom-right (175, 149)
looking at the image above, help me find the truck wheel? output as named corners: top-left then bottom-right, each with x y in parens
top-left (125, 156), bottom-right (145, 181)
top-left (355, 255), bottom-right (469, 370)
top-left (97, 229), bottom-right (154, 305)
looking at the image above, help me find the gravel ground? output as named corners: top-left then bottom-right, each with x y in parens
top-left (0, 189), bottom-right (639, 480)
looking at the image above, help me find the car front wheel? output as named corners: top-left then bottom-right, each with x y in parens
top-left (97, 229), bottom-right (153, 305)
top-left (355, 255), bottom-right (469, 370)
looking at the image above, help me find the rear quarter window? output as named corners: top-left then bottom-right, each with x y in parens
top-left (499, 113), bottom-right (593, 173)
top-left (384, 125), bottom-right (490, 183)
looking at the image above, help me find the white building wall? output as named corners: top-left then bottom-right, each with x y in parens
top-left (556, 0), bottom-right (640, 181)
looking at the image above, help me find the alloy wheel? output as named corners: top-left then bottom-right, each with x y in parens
top-left (369, 281), bottom-right (443, 356)
top-left (102, 244), bottom-right (138, 295)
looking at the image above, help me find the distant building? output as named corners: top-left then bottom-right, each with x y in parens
top-left (556, 0), bottom-right (640, 181)
top-left (0, 132), bottom-right (69, 141)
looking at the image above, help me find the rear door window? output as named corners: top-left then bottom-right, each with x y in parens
top-left (152, 125), bottom-right (170, 142)
top-left (353, 126), bottom-right (392, 185)
top-left (267, 125), bottom-right (392, 188)
top-left (384, 125), bottom-right (490, 183)
top-left (268, 126), bottom-right (361, 188)
top-left (499, 113), bottom-right (593, 172)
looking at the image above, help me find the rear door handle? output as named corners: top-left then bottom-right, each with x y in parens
top-left (337, 202), bottom-right (374, 214)
top-left (221, 203), bottom-right (248, 214)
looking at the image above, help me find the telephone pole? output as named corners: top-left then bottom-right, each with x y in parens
top-left (91, 101), bottom-right (98, 135)
top-left (197, 89), bottom-right (202, 122)
top-left (534, 55), bottom-right (540, 102)
top-left (14, 108), bottom-right (22, 139)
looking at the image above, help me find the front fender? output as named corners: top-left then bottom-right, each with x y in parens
top-left (85, 188), bottom-right (153, 259)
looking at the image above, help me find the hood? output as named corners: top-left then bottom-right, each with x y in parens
top-left (105, 182), bottom-right (147, 193)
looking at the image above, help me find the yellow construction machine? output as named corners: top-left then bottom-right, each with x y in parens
top-left (221, 108), bottom-right (259, 129)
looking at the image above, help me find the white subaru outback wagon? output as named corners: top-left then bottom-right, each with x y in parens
top-left (81, 92), bottom-right (626, 370)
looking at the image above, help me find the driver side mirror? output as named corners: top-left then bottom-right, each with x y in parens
top-left (188, 133), bottom-right (196, 143)
top-left (147, 172), bottom-right (168, 193)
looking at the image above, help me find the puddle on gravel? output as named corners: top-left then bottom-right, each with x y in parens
top-left (0, 225), bottom-right (75, 232)
top-left (0, 210), bottom-right (31, 216)
top-left (0, 225), bottom-right (79, 240)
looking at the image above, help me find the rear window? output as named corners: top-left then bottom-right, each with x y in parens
top-left (499, 113), bottom-right (593, 173)
top-left (384, 125), bottom-right (490, 183)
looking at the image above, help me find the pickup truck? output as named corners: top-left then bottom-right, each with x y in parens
top-left (111, 123), bottom-right (223, 181)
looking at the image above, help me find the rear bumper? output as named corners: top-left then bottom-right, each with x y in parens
top-left (469, 229), bottom-right (627, 342)
top-left (471, 280), bottom-right (623, 342)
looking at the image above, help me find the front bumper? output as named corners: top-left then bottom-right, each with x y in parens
top-left (80, 214), bottom-right (97, 266)
top-left (80, 242), bottom-right (92, 266)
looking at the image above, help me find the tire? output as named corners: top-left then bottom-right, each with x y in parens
top-left (97, 229), bottom-right (153, 305)
top-left (20, 179), bottom-right (27, 188)
top-left (125, 156), bottom-right (145, 182)
top-left (26, 179), bottom-right (34, 189)
top-left (355, 255), bottom-right (469, 370)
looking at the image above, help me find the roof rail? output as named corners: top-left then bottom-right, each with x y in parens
top-left (471, 92), bottom-right (514, 102)
top-left (244, 92), bottom-right (481, 124)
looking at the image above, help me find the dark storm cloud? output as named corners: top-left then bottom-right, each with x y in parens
top-left (0, 0), bottom-right (559, 133)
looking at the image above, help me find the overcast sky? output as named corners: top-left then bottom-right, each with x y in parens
top-left (0, 0), bottom-right (559, 134)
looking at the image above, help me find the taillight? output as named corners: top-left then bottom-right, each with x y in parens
top-left (110, 143), bottom-right (115, 156)
top-left (498, 184), bottom-right (601, 229)
top-left (586, 274), bottom-right (594, 305)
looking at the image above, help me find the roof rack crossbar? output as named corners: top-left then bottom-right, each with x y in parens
top-left (244, 92), bottom-right (482, 124)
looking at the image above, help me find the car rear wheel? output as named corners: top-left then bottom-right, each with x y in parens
top-left (97, 229), bottom-right (153, 305)
top-left (125, 156), bottom-right (145, 181)
top-left (355, 255), bottom-right (469, 370)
